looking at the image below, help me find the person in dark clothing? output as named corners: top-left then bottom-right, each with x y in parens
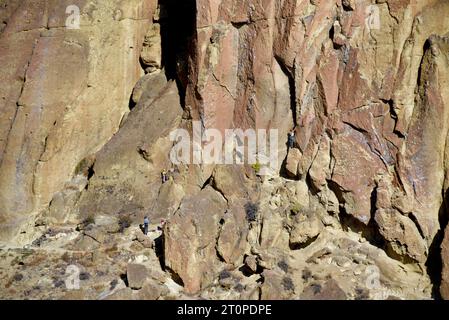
top-left (158, 219), bottom-right (166, 231)
top-left (161, 170), bottom-right (168, 183)
top-left (288, 129), bottom-right (296, 149)
top-left (143, 216), bottom-right (150, 235)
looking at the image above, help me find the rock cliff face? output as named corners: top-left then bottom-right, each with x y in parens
top-left (1, 0), bottom-right (449, 300)
top-left (0, 0), bottom-right (156, 239)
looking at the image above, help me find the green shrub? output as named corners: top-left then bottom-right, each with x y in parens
top-left (251, 162), bottom-right (261, 173)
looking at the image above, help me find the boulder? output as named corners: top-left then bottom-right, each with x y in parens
top-left (259, 210), bottom-right (290, 251)
top-left (136, 279), bottom-right (169, 300)
top-left (212, 165), bottom-right (249, 201)
top-left (83, 227), bottom-right (107, 244)
top-left (105, 288), bottom-right (134, 300)
top-left (151, 180), bottom-right (185, 220)
top-left (290, 212), bottom-right (323, 247)
top-left (164, 187), bottom-right (228, 293)
top-left (374, 209), bottom-right (427, 263)
top-left (308, 136), bottom-right (331, 191)
top-left (217, 203), bottom-right (249, 267)
top-left (260, 270), bottom-right (295, 300)
top-left (244, 255), bottom-right (258, 273)
top-left (300, 279), bottom-right (347, 300)
top-left (127, 264), bottom-right (150, 290)
top-left (131, 70), bottom-right (167, 106)
top-left (285, 149), bottom-right (301, 178)
top-left (135, 233), bottom-right (153, 249)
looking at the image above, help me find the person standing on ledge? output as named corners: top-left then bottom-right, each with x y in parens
top-left (288, 129), bottom-right (296, 150)
top-left (161, 170), bottom-right (168, 183)
top-left (143, 216), bottom-right (150, 235)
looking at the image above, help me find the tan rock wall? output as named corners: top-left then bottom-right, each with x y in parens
top-left (0, 0), bottom-right (157, 240)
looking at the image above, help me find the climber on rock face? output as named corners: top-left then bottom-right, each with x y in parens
top-left (143, 216), bottom-right (150, 235)
top-left (161, 170), bottom-right (168, 183)
top-left (288, 129), bottom-right (296, 150)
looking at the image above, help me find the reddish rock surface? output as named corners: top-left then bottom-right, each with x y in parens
top-left (1, 0), bottom-right (449, 300)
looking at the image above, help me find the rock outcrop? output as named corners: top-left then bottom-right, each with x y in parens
top-left (0, 0), bottom-right (158, 241)
top-left (1, 0), bottom-right (449, 300)
top-left (442, 225), bottom-right (449, 299)
top-left (164, 186), bottom-right (228, 293)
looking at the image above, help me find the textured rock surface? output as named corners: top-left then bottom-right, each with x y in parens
top-left (127, 263), bottom-right (149, 290)
top-left (74, 73), bottom-right (183, 222)
top-left (0, 0), bottom-right (158, 241)
top-left (164, 187), bottom-right (228, 293)
top-left (1, 0), bottom-right (449, 300)
top-left (442, 225), bottom-right (449, 299)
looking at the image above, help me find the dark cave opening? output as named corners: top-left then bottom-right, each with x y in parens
top-left (158, 0), bottom-right (197, 107)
